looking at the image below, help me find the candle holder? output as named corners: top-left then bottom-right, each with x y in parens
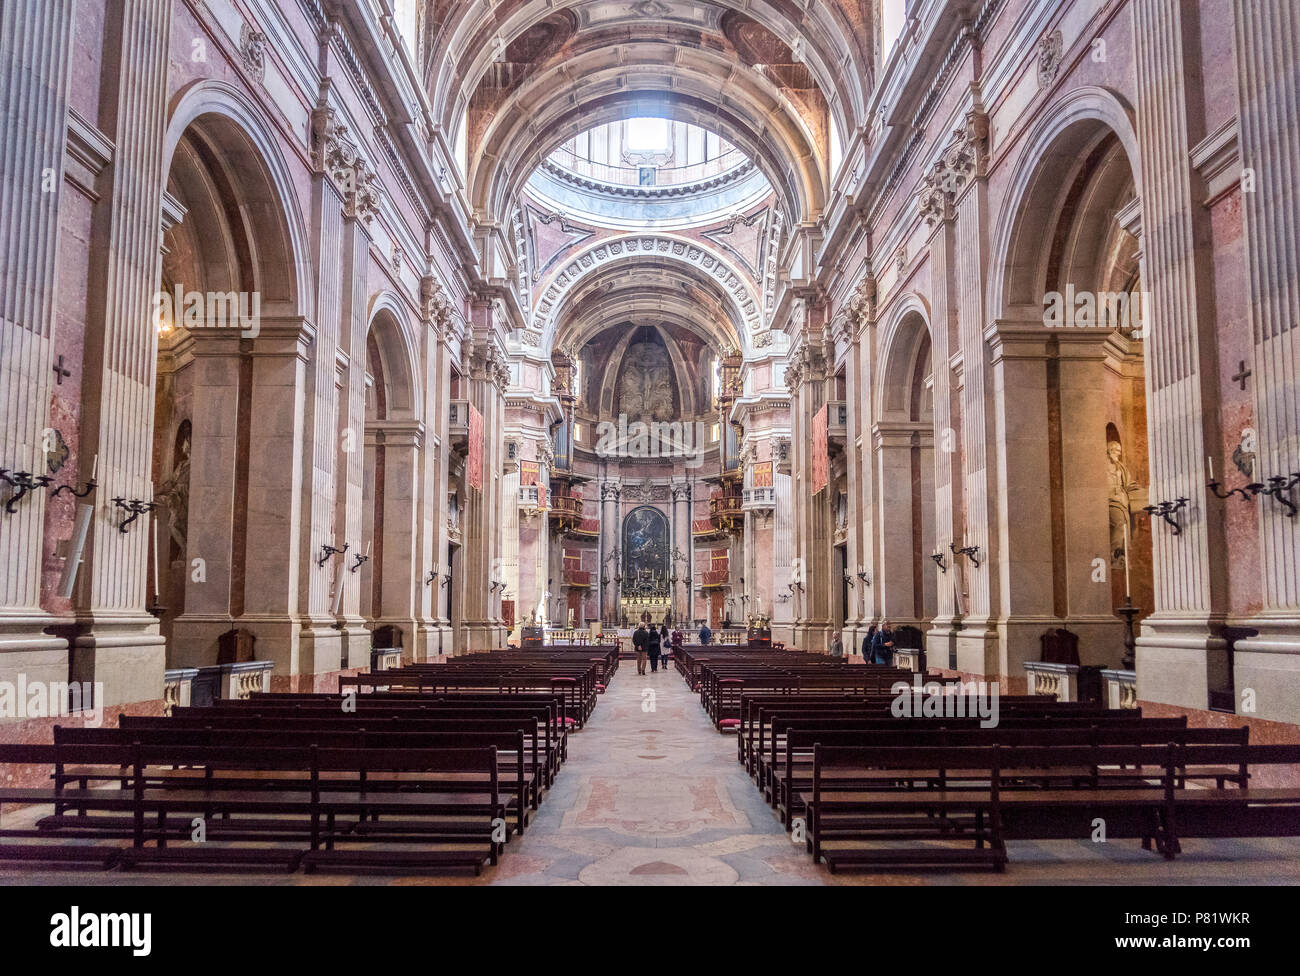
top-left (425, 569), bottom-right (438, 586)
top-left (349, 552), bottom-right (369, 573)
top-left (1, 469), bottom-right (54, 514)
top-left (951, 542), bottom-right (982, 569)
top-left (317, 542), bottom-right (349, 568)
top-left (1142, 498), bottom-right (1188, 535)
top-left (1207, 477), bottom-right (1255, 504)
top-left (111, 497), bottom-right (156, 533)
top-left (843, 571), bottom-right (855, 588)
top-left (857, 568), bottom-right (871, 586)
top-left (440, 571), bottom-right (451, 588)
top-left (50, 477), bottom-right (97, 501)
top-left (930, 551), bottom-right (947, 573)
top-left (1257, 473), bottom-right (1299, 518)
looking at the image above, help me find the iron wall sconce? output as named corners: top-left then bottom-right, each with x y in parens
top-left (951, 541), bottom-right (982, 569)
top-left (1207, 477), bottom-right (1255, 504)
top-left (111, 497), bottom-right (156, 533)
top-left (857, 568), bottom-right (871, 586)
top-left (1256, 473), bottom-right (1299, 518)
top-left (931, 551), bottom-right (947, 573)
top-left (317, 542), bottom-right (349, 568)
top-left (1, 469), bottom-right (53, 514)
top-left (349, 552), bottom-right (369, 573)
top-left (1142, 498), bottom-right (1188, 535)
top-left (50, 477), bottom-right (97, 501)
top-left (440, 571), bottom-right (451, 588)
top-left (843, 572), bottom-right (855, 588)
top-left (425, 569), bottom-right (437, 586)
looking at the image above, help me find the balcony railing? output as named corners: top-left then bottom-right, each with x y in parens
top-left (563, 569), bottom-right (592, 587)
top-left (709, 492), bottom-right (744, 532)
top-left (742, 486), bottom-right (775, 509)
top-left (826, 400), bottom-right (847, 443)
top-left (692, 517), bottom-right (721, 536)
top-left (548, 493), bottom-right (582, 531)
top-left (448, 399), bottom-right (469, 449)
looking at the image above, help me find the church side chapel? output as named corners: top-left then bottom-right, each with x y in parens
top-left (1, 0), bottom-right (1299, 891)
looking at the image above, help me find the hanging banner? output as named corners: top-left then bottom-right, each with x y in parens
top-left (711, 548), bottom-right (729, 571)
top-left (812, 403), bottom-right (829, 494)
top-left (520, 460), bottom-right (539, 486)
top-left (468, 403), bottom-right (483, 491)
top-left (751, 461), bottom-right (773, 488)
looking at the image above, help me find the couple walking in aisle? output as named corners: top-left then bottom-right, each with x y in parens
top-left (633, 621), bottom-right (670, 675)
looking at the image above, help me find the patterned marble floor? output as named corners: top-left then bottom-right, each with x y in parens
top-left (5, 667), bottom-right (1300, 885)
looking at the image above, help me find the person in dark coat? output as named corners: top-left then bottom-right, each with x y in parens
top-left (862, 625), bottom-right (877, 662)
top-left (659, 624), bottom-right (671, 670)
top-left (698, 622), bottom-right (712, 645)
top-left (633, 623), bottom-right (649, 675)
top-left (871, 621), bottom-right (895, 665)
top-left (647, 624), bottom-right (662, 673)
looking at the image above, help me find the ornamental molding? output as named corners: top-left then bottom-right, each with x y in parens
top-left (533, 234), bottom-right (763, 341)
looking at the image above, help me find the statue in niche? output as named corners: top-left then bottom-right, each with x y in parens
top-left (1107, 440), bottom-right (1144, 562)
top-left (155, 426), bottom-right (191, 555)
top-left (618, 341), bottom-right (675, 422)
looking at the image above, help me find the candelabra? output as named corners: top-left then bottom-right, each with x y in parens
top-left (1, 469), bottom-right (53, 514)
top-left (317, 542), bottom-right (348, 568)
top-left (1142, 498), bottom-right (1188, 535)
top-left (111, 497), bottom-right (156, 533)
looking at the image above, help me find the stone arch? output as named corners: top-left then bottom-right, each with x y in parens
top-left (876, 294), bottom-right (934, 421)
top-left (536, 235), bottom-right (762, 353)
top-left (988, 85), bottom-right (1142, 324)
top-left (366, 292), bottom-right (422, 422)
top-left (163, 79), bottom-right (312, 320)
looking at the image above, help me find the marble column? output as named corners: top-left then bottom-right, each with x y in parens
top-left (1229, 0), bottom-right (1300, 722)
top-left (789, 320), bottom-right (834, 652)
top-left (372, 421), bottom-right (422, 661)
top-left (501, 460), bottom-right (520, 629)
top-left (875, 423), bottom-right (922, 629)
top-left (169, 336), bottom-right (242, 667)
top-left (1131, 0), bottom-right (1226, 709)
top-left (772, 464), bottom-right (795, 643)
top-left (71, 0), bottom-right (174, 706)
top-left (951, 149), bottom-right (1001, 677)
top-left (921, 203), bottom-right (962, 669)
top-left (296, 118), bottom-right (346, 674)
top-left (461, 320), bottom-right (508, 650)
top-left (671, 479), bottom-right (690, 624)
top-left (0, 0), bottom-right (76, 688)
top-left (238, 325), bottom-right (311, 671)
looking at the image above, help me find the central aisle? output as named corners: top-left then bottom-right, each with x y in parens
top-left (484, 663), bottom-right (808, 885)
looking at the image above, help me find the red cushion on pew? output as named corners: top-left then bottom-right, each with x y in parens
top-left (718, 719), bottom-right (741, 728)
top-left (595, 683), bottom-right (606, 692)
top-left (563, 717), bottom-right (579, 727)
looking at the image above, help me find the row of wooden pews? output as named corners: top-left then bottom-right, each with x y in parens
top-left (341, 650), bottom-right (611, 726)
top-left (695, 652), bottom-right (1300, 873)
top-left (0, 652), bottom-right (604, 875)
